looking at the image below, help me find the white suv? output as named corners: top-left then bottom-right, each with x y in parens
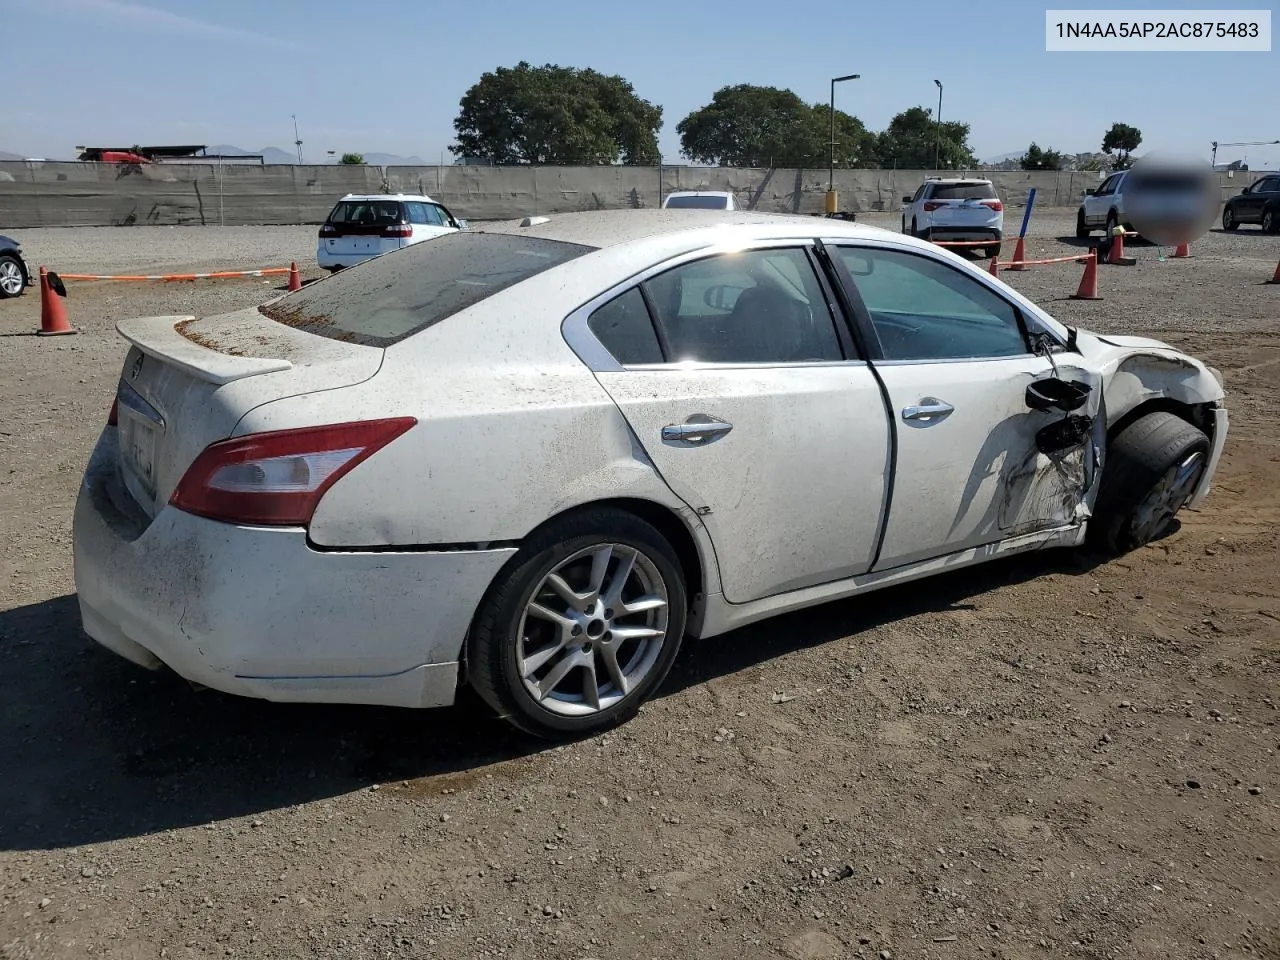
top-left (662, 191), bottom-right (737, 210)
top-left (901, 178), bottom-right (1004, 257)
top-left (317, 194), bottom-right (464, 271)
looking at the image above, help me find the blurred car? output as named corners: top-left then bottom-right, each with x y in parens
top-left (662, 191), bottom-right (737, 210)
top-left (317, 194), bottom-right (464, 271)
top-left (1221, 174), bottom-right (1280, 233)
top-left (901, 178), bottom-right (1003, 257)
top-left (0, 233), bottom-right (30, 299)
top-left (75, 211), bottom-right (1227, 739)
top-left (1077, 167), bottom-right (1217, 242)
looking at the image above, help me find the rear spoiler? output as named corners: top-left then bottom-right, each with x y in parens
top-left (116, 316), bottom-right (293, 386)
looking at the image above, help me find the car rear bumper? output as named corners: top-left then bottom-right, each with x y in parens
top-left (73, 429), bottom-right (516, 708)
top-left (924, 226), bottom-right (1002, 241)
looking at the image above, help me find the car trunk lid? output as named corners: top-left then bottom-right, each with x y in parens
top-left (113, 307), bottom-right (383, 518)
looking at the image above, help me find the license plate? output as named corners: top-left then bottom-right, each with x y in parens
top-left (119, 410), bottom-right (159, 500)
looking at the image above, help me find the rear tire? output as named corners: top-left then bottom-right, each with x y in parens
top-left (1088, 412), bottom-right (1210, 555)
top-left (1264, 206), bottom-right (1278, 234)
top-left (1076, 210), bottom-right (1090, 239)
top-left (1104, 210), bottom-right (1119, 238)
top-left (468, 508), bottom-right (688, 739)
top-left (0, 253), bottom-right (26, 299)
top-left (1221, 206), bottom-right (1238, 231)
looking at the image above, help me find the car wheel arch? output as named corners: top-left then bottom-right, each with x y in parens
top-left (1106, 396), bottom-right (1215, 447)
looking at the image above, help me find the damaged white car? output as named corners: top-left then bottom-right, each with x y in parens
top-left (74, 211), bottom-right (1228, 738)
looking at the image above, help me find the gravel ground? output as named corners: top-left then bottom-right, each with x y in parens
top-left (1, 214), bottom-right (1278, 960)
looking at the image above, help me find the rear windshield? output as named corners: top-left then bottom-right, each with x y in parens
top-left (261, 232), bottom-right (595, 347)
top-left (326, 200), bottom-right (405, 225)
top-left (927, 182), bottom-right (997, 200)
top-left (664, 195), bottom-right (731, 209)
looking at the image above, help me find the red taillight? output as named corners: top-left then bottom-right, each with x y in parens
top-left (381, 223), bottom-right (412, 238)
top-left (319, 224), bottom-right (338, 237)
top-left (107, 397), bottom-right (118, 426)
top-left (923, 201), bottom-right (945, 212)
top-left (981, 199), bottom-right (1004, 212)
top-left (169, 418), bottom-right (416, 526)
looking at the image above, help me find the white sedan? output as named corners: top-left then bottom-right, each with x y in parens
top-left (74, 211), bottom-right (1228, 738)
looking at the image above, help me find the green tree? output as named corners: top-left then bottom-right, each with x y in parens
top-left (339, 152), bottom-right (365, 165)
top-left (451, 62), bottom-right (662, 165)
top-left (1101, 122), bottom-right (1142, 169)
top-left (676, 84), bottom-right (876, 168)
top-left (1019, 142), bottom-right (1065, 170)
top-left (876, 106), bottom-right (976, 169)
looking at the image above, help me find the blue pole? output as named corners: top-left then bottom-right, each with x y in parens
top-left (1019, 187), bottom-right (1037, 239)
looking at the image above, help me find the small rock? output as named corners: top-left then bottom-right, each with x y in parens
top-left (1119, 700), bottom-right (1131, 709)
top-left (439, 814), bottom-right (451, 823)
top-left (880, 951), bottom-right (893, 960)
top-left (369, 784), bottom-right (380, 792)
top-left (838, 864), bottom-right (855, 880)
top-left (81, 867), bottom-right (96, 878)
top-left (1186, 780), bottom-right (1202, 789)
top-left (250, 820), bottom-right (264, 829)
top-left (1209, 708), bottom-right (1222, 718)
top-left (39, 898), bottom-right (51, 909)
top-left (858, 936), bottom-right (871, 945)
top-left (1248, 786), bottom-right (1263, 796)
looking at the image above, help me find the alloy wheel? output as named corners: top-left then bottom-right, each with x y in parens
top-left (1131, 451), bottom-right (1205, 544)
top-left (516, 543), bottom-right (669, 717)
top-left (0, 259), bottom-right (23, 296)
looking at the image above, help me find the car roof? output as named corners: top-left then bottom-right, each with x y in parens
top-left (924, 177), bottom-right (992, 184)
top-left (337, 193), bottom-right (437, 202)
top-left (665, 190), bottom-right (733, 197)
top-left (475, 209), bottom-right (897, 250)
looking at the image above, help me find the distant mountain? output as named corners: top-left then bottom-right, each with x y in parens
top-left (0, 151), bottom-right (27, 161)
top-left (208, 144), bottom-right (428, 165)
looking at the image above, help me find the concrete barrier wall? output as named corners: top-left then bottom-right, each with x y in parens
top-left (0, 161), bottom-right (1249, 228)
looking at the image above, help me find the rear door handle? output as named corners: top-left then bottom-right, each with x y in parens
top-left (662, 417), bottom-right (733, 445)
top-left (902, 398), bottom-right (955, 423)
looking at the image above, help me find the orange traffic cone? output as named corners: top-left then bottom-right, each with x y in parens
top-left (287, 262), bottom-right (302, 292)
top-left (1008, 236), bottom-right (1027, 271)
top-left (988, 255), bottom-right (999, 277)
top-left (1172, 242), bottom-right (1190, 258)
top-left (38, 266), bottom-right (76, 336)
top-left (1267, 258), bottom-right (1280, 285)
top-left (1070, 251), bottom-right (1101, 300)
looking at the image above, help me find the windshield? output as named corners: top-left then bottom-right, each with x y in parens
top-left (261, 232), bottom-right (595, 347)
top-left (326, 199), bottom-right (405, 225)
top-left (928, 182), bottom-right (997, 200)
top-left (665, 195), bottom-right (731, 209)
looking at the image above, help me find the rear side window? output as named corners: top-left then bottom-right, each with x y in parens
top-left (406, 202), bottom-right (450, 226)
top-left (326, 200), bottom-right (405, 225)
top-left (927, 182), bottom-right (997, 200)
top-left (1126, 171), bottom-right (1203, 193)
top-left (262, 232), bottom-right (594, 347)
top-left (587, 288), bottom-right (663, 365)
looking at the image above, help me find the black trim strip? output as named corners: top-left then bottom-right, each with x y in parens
top-left (814, 239), bottom-right (898, 573)
top-left (306, 537), bottom-right (521, 554)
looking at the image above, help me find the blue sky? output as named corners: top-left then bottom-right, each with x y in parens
top-left (5, 0), bottom-right (1277, 167)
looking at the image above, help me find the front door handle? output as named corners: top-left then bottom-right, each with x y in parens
top-left (902, 398), bottom-right (955, 423)
top-left (662, 416), bottom-right (733, 445)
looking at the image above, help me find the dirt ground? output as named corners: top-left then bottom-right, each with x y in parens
top-left (1, 213), bottom-right (1278, 960)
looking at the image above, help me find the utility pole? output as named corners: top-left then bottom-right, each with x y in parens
top-left (827, 73), bottom-right (860, 215)
top-left (933, 80), bottom-right (944, 171)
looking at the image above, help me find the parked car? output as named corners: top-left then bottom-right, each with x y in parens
top-left (662, 191), bottom-right (736, 210)
top-left (1077, 167), bottom-right (1218, 242)
top-left (1221, 174), bottom-right (1280, 232)
top-left (75, 211), bottom-right (1228, 739)
top-left (0, 233), bottom-right (30, 299)
top-left (901, 178), bottom-right (1003, 257)
top-left (316, 194), bottom-right (464, 271)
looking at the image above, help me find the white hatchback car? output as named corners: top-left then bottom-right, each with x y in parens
top-left (902, 178), bottom-right (1004, 256)
top-left (316, 193), bottom-right (463, 271)
top-left (662, 191), bottom-right (737, 210)
top-left (75, 211), bottom-right (1227, 738)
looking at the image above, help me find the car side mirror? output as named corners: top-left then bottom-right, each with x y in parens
top-left (453, 217), bottom-right (468, 229)
top-left (1084, 188), bottom-right (1097, 196)
top-left (1025, 377), bottom-right (1091, 413)
top-left (901, 195), bottom-right (912, 203)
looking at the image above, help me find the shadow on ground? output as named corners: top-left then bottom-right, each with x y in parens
top-left (0, 549), bottom-right (1102, 851)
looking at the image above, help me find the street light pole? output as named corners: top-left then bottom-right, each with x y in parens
top-left (933, 80), bottom-right (944, 171)
top-left (827, 72), bottom-right (860, 214)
